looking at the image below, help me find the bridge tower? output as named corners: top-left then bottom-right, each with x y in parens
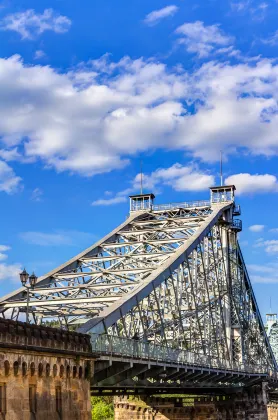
top-left (266, 313), bottom-right (278, 362)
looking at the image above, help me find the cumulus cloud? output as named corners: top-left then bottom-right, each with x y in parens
top-left (0, 245), bottom-right (10, 252)
top-left (0, 160), bottom-right (22, 194)
top-left (92, 196), bottom-right (127, 206)
top-left (0, 245), bottom-right (21, 283)
top-left (20, 230), bottom-right (96, 246)
top-left (249, 263), bottom-right (278, 283)
top-left (0, 8), bottom-right (71, 40)
top-left (144, 5), bottom-right (178, 26)
top-left (0, 245), bottom-right (10, 261)
top-left (92, 163), bottom-right (214, 206)
top-left (31, 187), bottom-right (43, 202)
top-left (231, 1), bottom-right (268, 21)
top-left (249, 224), bottom-right (265, 232)
top-left (175, 21), bottom-right (234, 57)
top-left (254, 239), bottom-right (278, 253)
top-left (0, 262), bottom-right (22, 283)
top-left (34, 50), bottom-right (46, 60)
top-left (147, 163), bottom-right (214, 191)
top-left (2, 55), bottom-right (278, 177)
top-left (231, 1), bottom-right (251, 12)
top-left (225, 174), bottom-right (278, 195)
top-left (262, 30), bottom-right (278, 46)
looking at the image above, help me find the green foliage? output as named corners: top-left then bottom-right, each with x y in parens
top-left (91, 397), bottom-right (114, 420)
top-left (44, 320), bottom-right (61, 328)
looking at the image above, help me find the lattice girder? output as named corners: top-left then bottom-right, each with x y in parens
top-left (0, 194), bottom-right (276, 373)
top-left (100, 223), bottom-right (275, 371)
top-left (0, 205), bottom-right (213, 324)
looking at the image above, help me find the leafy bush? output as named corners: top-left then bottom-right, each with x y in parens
top-left (91, 397), bottom-right (114, 420)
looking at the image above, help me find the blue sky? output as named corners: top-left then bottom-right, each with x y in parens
top-left (1, 0), bottom-right (278, 319)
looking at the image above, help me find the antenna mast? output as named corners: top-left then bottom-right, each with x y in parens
top-left (220, 150), bottom-right (223, 186)
top-left (140, 160), bottom-right (143, 195)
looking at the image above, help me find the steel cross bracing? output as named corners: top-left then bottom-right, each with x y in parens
top-left (0, 191), bottom-right (276, 375)
top-left (0, 204), bottom-right (212, 325)
top-left (266, 315), bottom-right (278, 363)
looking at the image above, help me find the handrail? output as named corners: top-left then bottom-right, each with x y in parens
top-left (89, 333), bottom-right (270, 375)
top-left (152, 200), bottom-right (211, 211)
top-left (131, 198), bottom-right (234, 212)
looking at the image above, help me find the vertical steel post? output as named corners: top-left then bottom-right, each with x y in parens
top-left (222, 226), bottom-right (232, 363)
top-left (26, 286), bottom-right (30, 324)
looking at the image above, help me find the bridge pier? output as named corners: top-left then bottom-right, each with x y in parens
top-left (114, 387), bottom-right (269, 420)
top-left (268, 403), bottom-right (278, 419)
top-left (0, 319), bottom-right (94, 420)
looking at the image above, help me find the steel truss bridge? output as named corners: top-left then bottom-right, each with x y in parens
top-left (0, 185), bottom-right (277, 394)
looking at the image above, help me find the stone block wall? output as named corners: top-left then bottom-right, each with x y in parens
top-left (0, 318), bottom-right (91, 354)
top-left (268, 403), bottom-right (278, 420)
top-left (114, 390), bottom-right (269, 420)
top-left (0, 319), bottom-right (94, 420)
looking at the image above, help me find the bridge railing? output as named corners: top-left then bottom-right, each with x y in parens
top-left (90, 333), bottom-right (268, 375)
top-left (152, 200), bottom-right (211, 211)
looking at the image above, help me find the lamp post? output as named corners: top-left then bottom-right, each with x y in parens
top-left (19, 268), bottom-right (38, 323)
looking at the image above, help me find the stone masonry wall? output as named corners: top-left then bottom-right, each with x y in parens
top-left (0, 318), bottom-right (94, 420)
top-left (268, 403), bottom-right (278, 420)
top-left (114, 389), bottom-right (269, 420)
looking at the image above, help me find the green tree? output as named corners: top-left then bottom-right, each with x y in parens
top-left (91, 397), bottom-right (114, 420)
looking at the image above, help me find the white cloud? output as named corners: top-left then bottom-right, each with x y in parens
top-left (0, 245), bottom-right (21, 283)
top-left (175, 21), bottom-right (234, 57)
top-left (0, 148), bottom-right (22, 162)
top-left (0, 245), bottom-right (9, 261)
top-left (92, 163), bottom-right (214, 206)
top-left (254, 239), bottom-right (278, 253)
top-left (248, 262), bottom-right (278, 283)
top-left (148, 164), bottom-right (214, 191)
top-left (0, 245), bottom-right (10, 252)
top-left (144, 5), bottom-right (178, 26)
top-left (0, 8), bottom-right (71, 40)
top-left (31, 187), bottom-right (43, 202)
top-left (20, 230), bottom-right (96, 246)
top-left (264, 240), bottom-right (278, 253)
top-left (249, 224), bottom-right (265, 232)
top-left (0, 160), bottom-right (22, 194)
top-left (225, 173), bottom-right (278, 195)
top-left (0, 262), bottom-right (22, 283)
top-left (92, 196), bottom-right (127, 206)
top-left (251, 2), bottom-right (268, 21)
top-left (231, 1), bottom-right (268, 20)
top-left (34, 50), bottom-right (46, 60)
top-left (262, 30), bottom-right (278, 46)
top-left (231, 1), bottom-right (251, 12)
top-left (2, 55), bottom-right (278, 176)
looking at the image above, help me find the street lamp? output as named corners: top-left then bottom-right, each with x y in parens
top-left (19, 269), bottom-right (37, 323)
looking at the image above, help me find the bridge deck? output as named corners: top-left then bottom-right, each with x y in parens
top-left (90, 334), bottom-right (275, 394)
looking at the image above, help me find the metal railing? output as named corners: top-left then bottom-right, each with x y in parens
top-left (211, 191), bottom-right (234, 203)
top-left (231, 219), bottom-right (242, 231)
top-left (233, 205), bottom-right (241, 216)
top-left (152, 200), bottom-right (211, 211)
top-left (90, 333), bottom-right (268, 375)
top-left (130, 197), bottom-right (235, 212)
